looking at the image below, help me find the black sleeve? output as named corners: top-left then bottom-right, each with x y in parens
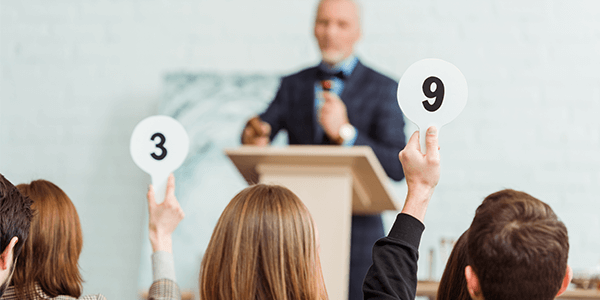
top-left (363, 213), bottom-right (424, 300)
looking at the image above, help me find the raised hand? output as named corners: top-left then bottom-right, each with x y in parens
top-left (399, 126), bottom-right (441, 223)
top-left (147, 173), bottom-right (185, 253)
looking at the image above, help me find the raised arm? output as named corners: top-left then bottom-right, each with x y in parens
top-left (398, 127), bottom-right (440, 223)
top-left (147, 174), bottom-right (185, 300)
top-left (363, 126), bottom-right (440, 300)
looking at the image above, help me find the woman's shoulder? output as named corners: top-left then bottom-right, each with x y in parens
top-left (52, 294), bottom-right (106, 300)
top-left (79, 294), bottom-right (106, 300)
top-left (0, 286), bottom-right (106, 300)
top-left (45, 293), bottom-right (106, 300)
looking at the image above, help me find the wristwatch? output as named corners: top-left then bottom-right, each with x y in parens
top-left (338, 123), bottom-right (357, 145)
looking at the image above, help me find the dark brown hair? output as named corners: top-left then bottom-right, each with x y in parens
top-left (13, 180), bottom-right (84, 299)
top-left (437, 230), bottom-right (470, 300)
top-left (200, 184), bottom-right (328, 300)
top-left (0, 173), bottom-right (33, 267)
top-left (467, 189), bottom-right (569, 300)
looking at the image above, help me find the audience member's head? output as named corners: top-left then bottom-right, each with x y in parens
top-left (314, 0), bottom-right (361, 65)
top-left (0, 174), bottom-right (33, 297)
top-left (12, 180), bottom-right (84, 298)
top-left (437, 230), bottom-right (470, 300)
top-left (199, 184), bottom-right (327, 300)
top-left (465, 189), bottom-right (572, 300)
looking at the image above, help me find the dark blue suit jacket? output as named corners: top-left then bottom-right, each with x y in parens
top-left (260, 60), bottom-right (406, 181)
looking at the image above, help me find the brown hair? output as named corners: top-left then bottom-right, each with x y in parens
top-left (13, 180), bottom-right (83, 299)
top-left (199, 184), bottom-right (327, 300)
top-left (467, 189), bottom-right (569, 300)
top-left (0, 174), bottom-right (33, 266)
top-left (436, 230), bottom-right (469, 300)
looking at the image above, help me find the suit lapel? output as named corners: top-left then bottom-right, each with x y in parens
top-left (340, 60), bottom-right (366, 124)
top-left (298, 67), bottom-right (319, 144)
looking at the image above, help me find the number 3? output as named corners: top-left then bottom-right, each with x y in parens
top-left (151, 133), bottom-right (167, 161)
top-left (422, 76), bottom-right (444, 112)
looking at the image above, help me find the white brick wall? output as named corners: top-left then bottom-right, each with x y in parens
top-left (2, 0), bottom-right (600, 297)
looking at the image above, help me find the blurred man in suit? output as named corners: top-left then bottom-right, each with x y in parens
top-left (241, 0), bottom-right (406, 298)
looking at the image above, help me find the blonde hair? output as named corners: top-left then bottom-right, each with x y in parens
top-left (199, 184), bottom-right (327, 300)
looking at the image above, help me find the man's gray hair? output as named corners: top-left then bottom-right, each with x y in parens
top-left (315, 0), bottom-right (362, 24)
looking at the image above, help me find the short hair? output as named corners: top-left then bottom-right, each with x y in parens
top-left (316, 0), bottom-right (362, 24)
top-left (437, 230), bottom-right (470, 300)
top-left (12, 180), bottom-right (84, 298)
top-left (467, 189), bottom-right (569, 300)
top-left (199, 184), bottom-right (327, 300)
top-left (0, 173), bottom-right (33, 263)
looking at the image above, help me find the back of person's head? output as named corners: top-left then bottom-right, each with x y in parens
top-left (13, 180), bottom-right (84, 298)
top-left (0, 174), bottom-right (33, 263)
top-left (199, 184), bottom-right (327, 300)
top-left (0, 174), bottom-right (33, 295)
top-left (437, 230), bottom-right (470, 300)
top-left (467, 189), bottom-right (569, 300)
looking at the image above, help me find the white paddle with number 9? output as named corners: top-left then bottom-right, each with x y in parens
top-left (397, 58), bottom-right (468, 153)
top-left (130, 115), bottom-right (189, 204)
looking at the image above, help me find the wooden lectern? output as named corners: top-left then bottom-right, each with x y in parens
top-left (226, 145), bottom-right (399, 300)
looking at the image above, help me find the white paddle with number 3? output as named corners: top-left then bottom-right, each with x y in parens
top-left (130, 115), bottom-right (189, 204)
top-left (397, 58), bottom-right (468, 153)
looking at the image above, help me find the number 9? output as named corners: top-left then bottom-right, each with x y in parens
top-left (422, 76), bottom-right (444, 112)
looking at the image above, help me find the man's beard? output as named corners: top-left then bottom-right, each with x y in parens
top-left (0, 260), bottom-right (16, 297)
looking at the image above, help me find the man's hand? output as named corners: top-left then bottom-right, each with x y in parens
top-left (319, 92), bottom-right (349, 144)
top-left (399, 126), bottom-right (440, 223)
top-left (242, 116), bottom-right (271, 146)
top-left (147, 174), bottom-right (185, 253)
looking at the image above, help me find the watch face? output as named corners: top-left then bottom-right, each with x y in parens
top-left (340, 124), bottom-right (355, 140)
